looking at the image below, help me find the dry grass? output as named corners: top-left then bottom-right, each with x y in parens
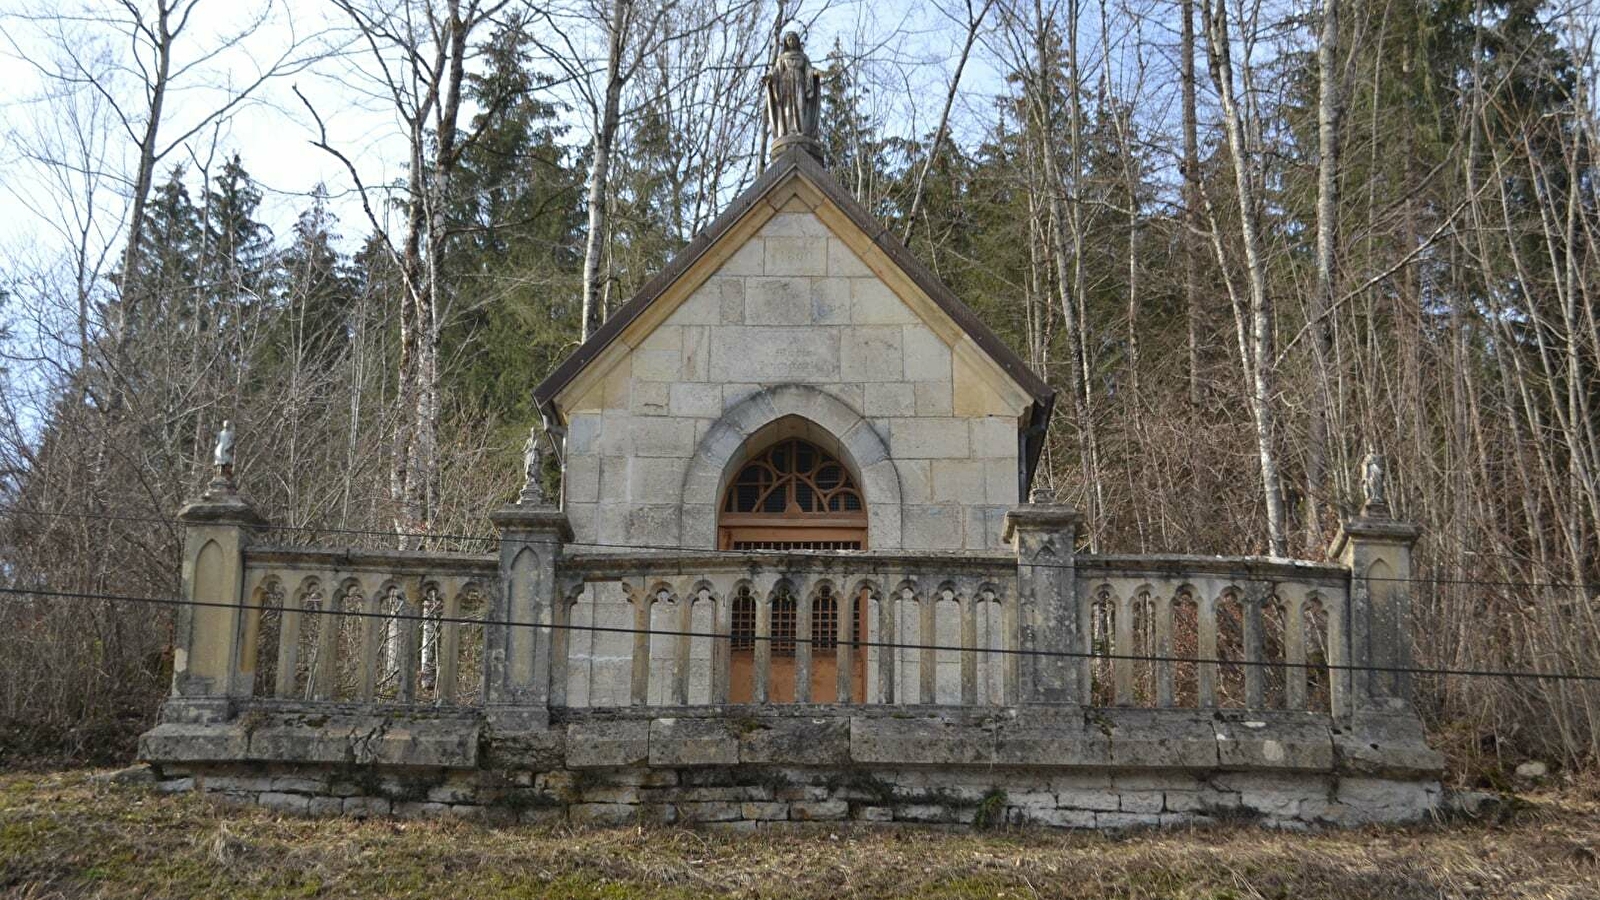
top-left (1, 770), bottom-right (1598, 899)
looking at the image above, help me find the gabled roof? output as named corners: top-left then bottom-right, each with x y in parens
top-left (533, 146), bottom-right (1056, 485)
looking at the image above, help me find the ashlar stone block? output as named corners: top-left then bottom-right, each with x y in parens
top-left (890, 418), bottom-right (970, 458)
top-left (709, 326), bottom-right (839, 382)
top-left (930, 459), bottom-right (986, 503)
top-left (851, 279), bottom-right (917, 325)
top-left (902, 326), bottom-right (952, 383)
top-left (828, 238), bottom-right (874, 277)
top-left (720, 239), bottom-right (765, 276)
top-left (746, 277), bottom-right (814, 325)
top-left (811, 279), bottom-right (851, 325)
top-left (841, 326), bottom-right (903, 382)
top-left (764, 237), bottom-right (828, 276)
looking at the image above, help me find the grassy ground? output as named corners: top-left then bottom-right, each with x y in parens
top-left (1, 770), bottom-right (1597, 899)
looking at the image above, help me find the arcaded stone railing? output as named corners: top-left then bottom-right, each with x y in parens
top-left (553, 551), bottom-right (1020, 708)
top-left (1077, 556), bottom-right (1353, 716)
top-left (160, 493), bottom-right (1419, 729)
top-left (238, 547), bottom-right (496, 706)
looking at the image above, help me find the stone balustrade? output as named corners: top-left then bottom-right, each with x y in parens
top-left (144, 492), bottom-right (1443, 829)
top-left (553, 551), bottom-right (1020, 709)
top-left (239, 547), bottom-right (496, 706)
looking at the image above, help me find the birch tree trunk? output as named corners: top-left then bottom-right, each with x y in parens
top-left (1202, 0), bottom-right (1288, 557)
top-left (581, 0), bottom-right (632, 341)
top-left (1306, 0), bottom-right (1340, 545)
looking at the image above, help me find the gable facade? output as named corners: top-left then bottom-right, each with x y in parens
top-left (539, 152), bottom-right (1052, 553)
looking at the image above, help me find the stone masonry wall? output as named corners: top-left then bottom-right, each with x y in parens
top-left (557, 205), bottom-right (1030, 556)
top-left (153, 762), bottom-right (1442, 832)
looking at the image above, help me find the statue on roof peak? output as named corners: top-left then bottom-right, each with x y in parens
top-left (765, 31), bottom-right (822, 160)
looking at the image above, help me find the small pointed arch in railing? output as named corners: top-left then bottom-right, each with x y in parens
top-left (684, 580), bottom-right (718, 705)
top-left (806, 578), bottom-right (839, 703)
top-left (888, 579), bottom-right (919, 705)
top-left (1213, 585), bottom-right (1248, 708)
top-left (728, 578), bottom-right (760, 703)
top-left (841, 577), bottom-right (879, 705)
top-left (1260, 589), bottom-right (1291, 709)
top-left (769, 578), bottom-right (799, 702)
top-left (549, 576), bottom-right (586, 708)
top-left (1170, 584), bottom-right (1202, 708)
top-left (449, 579), bottom-right (489, 706)
top-left (289, 575), bottom-right (331, 700)
top-left (930, 581), bottom-right (960, 705)
top-left (360, 578), bottom-right (407, 702)
top-left (1301, 592), bottom-right (1333, 713)
top-left (630, 578), bottom-right (676, 707)
top-left (246, 574), bottom-right (286, 699)
top-left (329, 575), bottom-right (368, 701)
top-left (1087, 582), bottom-right (1117, 707)
top-left (970, 581), bottom-right (1006, 706)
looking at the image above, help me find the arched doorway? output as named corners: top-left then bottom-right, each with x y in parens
top-left (719, 435), bottom-right (867, 702)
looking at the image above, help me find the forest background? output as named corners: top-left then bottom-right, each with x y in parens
top-left (0, 0), bottom-right (1596, 786)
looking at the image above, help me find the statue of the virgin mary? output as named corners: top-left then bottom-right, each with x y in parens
top-left (765, 31), bottom-right (821, 158)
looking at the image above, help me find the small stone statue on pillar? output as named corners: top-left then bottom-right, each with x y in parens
top-left (1028, 484), bottom-right (1057, 505)
top-left (1360, 448), bottom-right (1388, 518)
top-left (203, 420), bottom-right (237, 499)
top-left (765, 31), bottom-right (822, 161)
top-left (519, 425), bottom-right (548, 506)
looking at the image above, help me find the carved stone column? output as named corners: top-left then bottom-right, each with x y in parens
top-left (1002, 498), bottom-right (1085, 705)
top-left (167, 484), bottom-right (266, 723)
top-left (487, 503), bottom-right (571, 731)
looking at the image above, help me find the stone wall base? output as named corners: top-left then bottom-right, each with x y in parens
top-left (141, 704), bottom-right (1448, 831)
top-left (151, 762), bottom-right (1443, 831)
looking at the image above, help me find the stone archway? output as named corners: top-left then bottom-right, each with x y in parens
top-left (680, 384), bottom-right (904, 549)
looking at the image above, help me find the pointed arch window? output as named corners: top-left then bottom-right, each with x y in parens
top-left (718, 437), bottom-right (867, 551)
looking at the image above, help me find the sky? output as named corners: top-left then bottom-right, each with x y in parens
top-left (0, 0), bottom-right (1022, 262)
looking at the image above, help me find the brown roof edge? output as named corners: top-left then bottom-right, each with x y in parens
top-left (532, 146), bottom-right (1057, 488)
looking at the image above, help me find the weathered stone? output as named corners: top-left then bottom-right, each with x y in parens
top-left (1118, 792), bottom-right (1164, 814)
top-left (850, 717), bottom-right (994, 766)
top-left (570, 803), bottom-right (638, 827)
top-left (739, 717), bottom-right (849, 766)
top-left (156, 778), bottom-right (195, 794)
top-left (790, 799), bottom-right (848, 821)
top-left (1332, 711), bottom-right (1444, 777)
top-left (566, 720), bottom-right (649, 768)
top-left (649, 718), bottom-right (739, 767)
top-left (1103, 711), bottom-right (1219, 769)
top-left (678, 801), bottom-right (743, 823)
top-left (854, 805), bottom-right (894, 822)
top-left (1213, 715), bottom-right (1334, 771)
top-left (895, 804), bottom-right (974, 825)
top-left (309, 796), bottom-right (344, 817)
top-left (741, 801), bottom-right (790, 821)
top-left (1053, 787), bottom-right (1119, 812)
top-left (520, 807), bottom-right (568, 826)
top-left (343, 797), bottom-right (392, 818)
top-left (393, 801), bottom-right (450, 819)
top-left (139, 723), bottom-right (248, 763)
top-left (1333, 777), bottom-right (1439, 824)
top-left (268, 775), bottom-right (326, 793)
top-left (581, 785), bottom-right (642, 805)
top-left (993, 720), bottom-right (1112, 767)
top-left (1010, 807), bottom-right (1095, 828)
top-left (258, 791), bottom-right (311, 814)
top-left (1095, 812), bottom-right (1160, 830)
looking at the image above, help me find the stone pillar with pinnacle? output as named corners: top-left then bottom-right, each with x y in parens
top-left (1002, 487), bottom-right (1087, 705)
top-left (1330, 450), bottom-right (1423, 716)
top-left (485, 424), bottom-right (570, 731)
top-left (167, 420), bottom-right (266, 723)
